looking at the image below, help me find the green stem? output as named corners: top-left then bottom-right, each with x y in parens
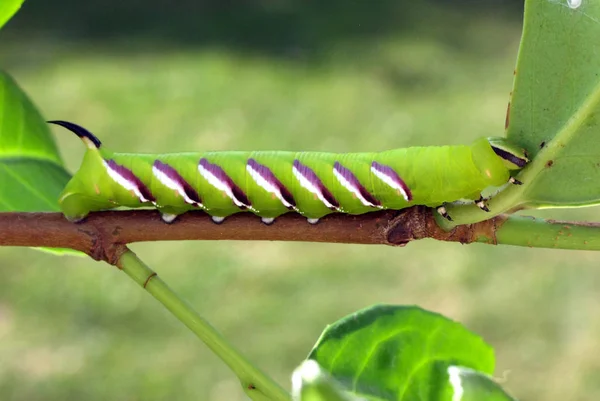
top-left (475, 215), bottom-right (600, 250)
top-left (118, 249), bottom-right (291, 401)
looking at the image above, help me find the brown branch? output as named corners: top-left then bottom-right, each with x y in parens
top-left (0, 206), bottom-right (490, 263)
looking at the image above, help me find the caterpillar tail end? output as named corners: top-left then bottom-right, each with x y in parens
top-left (48, 120), bottom-right (102, 149)
top-left (61, 207), bottom-right (88, 223)
top-left (59, 192), bottom-right (93, 223)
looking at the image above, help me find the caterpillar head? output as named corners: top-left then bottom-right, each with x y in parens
top-left (470, 137), bottom-right (529, 187)
top-left (486, 137), bottom-right (529, 170)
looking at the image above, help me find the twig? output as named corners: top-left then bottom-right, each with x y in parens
top-left (1, 207), bottom-right (599, 263)
top-left (0, 207), bottom-right (457, 261)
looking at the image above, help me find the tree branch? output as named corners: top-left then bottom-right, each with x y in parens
top-left (0, 207), bottom-right (599, 263)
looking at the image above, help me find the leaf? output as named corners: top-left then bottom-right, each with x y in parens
top-left (0, 72), bottom-right (63, 164)
top-left (0, 159), bottom-right (71, 211)
top-left (442, 0), bottom-right (600, 226)
top-left (306, 304), bottom-right (508, 401)
top-left (446, 366), bottom-right (517, 401)
top-left (0, 0), bottom-right (24, 30)
top-left (292, 360), bottom-right (363, 401)
top-left (0, 70), bottom-right (69, 210)
top-left (0, 70), bottom-right (80, 255)
top-left (507, 0), bottom-right (600, 207)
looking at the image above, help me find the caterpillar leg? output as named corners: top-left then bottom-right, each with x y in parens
top-left (212, 216), bottom-right (226, 224)
top-left (436, 206), bottom-right (452, 221)
top-left (261, 217), bottom-right (275, 225)
top-left (470, 177), bottom-right (521, 216)
top-left (307, 218), bottom-right (320, 225)
top-left (475, 195), bottom-right (490, 212)
top-left (160, 212), bottom-right (179, 224)
top-left (509, 177), bottom-right (523, 185)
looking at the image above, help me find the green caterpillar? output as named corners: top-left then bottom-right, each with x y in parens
top-left (49, 121), bottom-right (529, 225)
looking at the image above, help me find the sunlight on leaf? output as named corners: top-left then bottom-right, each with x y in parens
top-left (292, 360), bottom-right (364, 401)
top-left (0, 0), bottom-right (24, 30)
top-left (447, 366), bottom-right (517, 401)
top-left (306, 305), bottom-right (515, 401)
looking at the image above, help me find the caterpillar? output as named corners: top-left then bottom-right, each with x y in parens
top-left (48, 120), bottom-right (529, 225)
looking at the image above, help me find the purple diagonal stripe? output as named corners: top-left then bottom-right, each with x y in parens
top-left (371, 161), bottom-right (412, 201)
top-left (333, 161), bottom-right (381, 207)
top-left (153, 160), bottom-right (203, 206)
top-left (198, 158), bottom-right (252, 209)
top-left (104, 159), bottom-right (155, 203)
top-left (247, 158), bottom-right (296, 209)
top-left (292, 159), bottom-right (340, 210)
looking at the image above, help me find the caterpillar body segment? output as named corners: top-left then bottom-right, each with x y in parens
top-left (49, 121), bottom-right (529, 224)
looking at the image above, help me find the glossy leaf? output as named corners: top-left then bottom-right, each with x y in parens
top-left (507, 0), bottom-right (600, 207)
top-left (447, 366), bottom-right (517, 401)
top-left (307, 304), bottom-right (503, 401)
top-left (292, 360), bottom-right (362, 401)
top-left (0, 0), bottom-right (24, 30)
top-left (0, 71), bottom-right (79, 255)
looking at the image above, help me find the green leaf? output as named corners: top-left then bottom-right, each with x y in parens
top-left (0, 70), bottom-right (80, 255)
top-left (441, 0), bottom-right (600, 227)
top-left (292, 360), bottom-right (361, 401)
top-left (0, 159), bottom-right (70, 210)
top-left (506, 0), bottom-right (600, 208)
top-left (0, 70), bottom-right (69, 210)
top-left (307, 304), bottom-right (501, 401)
top-left (447, 366), bottom-right (517, 401)
top-left (0, 0), bottom-right (24, 30)
top-left (0, 72), bottom-right (63, 165)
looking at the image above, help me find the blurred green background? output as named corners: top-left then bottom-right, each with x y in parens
top-left (2, 1), bottom-right (600, 400)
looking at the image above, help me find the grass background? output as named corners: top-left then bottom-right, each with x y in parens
top-left (2, 1), bottom-right (600, 400)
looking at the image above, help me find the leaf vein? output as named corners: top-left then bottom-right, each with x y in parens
top-left (0, 163), bottom-right (59, 210)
